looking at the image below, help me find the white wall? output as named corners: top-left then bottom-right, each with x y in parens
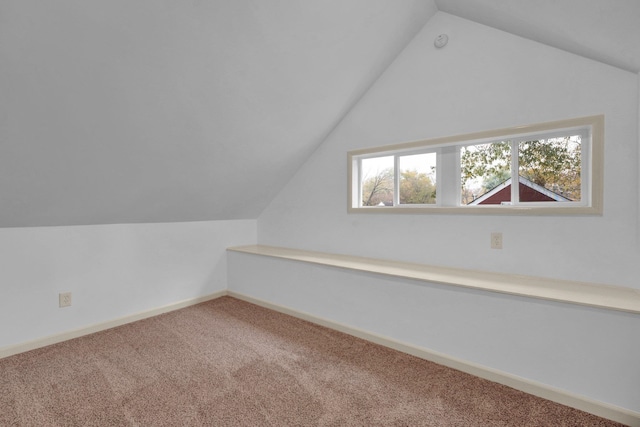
top-left (258, 12), bottom-right (640, 289)
top-left (228, 252), bottom-right (640, 414)
top-left (249, 11), bottom-right (640, 415)
top-left (0, 220), bottom-right (256, 348)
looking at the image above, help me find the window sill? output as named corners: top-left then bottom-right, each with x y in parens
top-left (348, 205), bottom-right (601, 215)
top-left (227, 244), bottom-right (640, 314)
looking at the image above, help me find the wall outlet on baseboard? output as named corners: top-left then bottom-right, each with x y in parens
top-left (59, 292), bottom-right (72, 308)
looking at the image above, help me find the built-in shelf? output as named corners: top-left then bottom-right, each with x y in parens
top-left (227, 245), bottom-right (640, 315)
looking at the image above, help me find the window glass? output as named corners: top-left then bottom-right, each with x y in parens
top-left (460, 141), bottom-right (511, 205)
top-left (518, 136), bottom-right (581, 202)
top-left (399, 153), bottom-right (437, 205)
top-left (361, 156), bottom-right (394, 206)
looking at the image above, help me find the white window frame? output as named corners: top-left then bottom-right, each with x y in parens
top-left (347, 115), bottom-right (603, 215)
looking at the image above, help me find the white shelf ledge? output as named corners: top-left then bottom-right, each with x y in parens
top-left (227, 245), bottom-right (640, 315)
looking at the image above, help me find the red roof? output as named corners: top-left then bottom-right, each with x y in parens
top-left (468, 176), bottom-right (572, 205)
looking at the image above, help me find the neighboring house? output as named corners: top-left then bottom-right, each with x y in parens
top-left (468, 176), bottom-right (572, 205)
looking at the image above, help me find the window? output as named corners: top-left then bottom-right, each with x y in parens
top-left (348, 115), bottom-right (603, 215)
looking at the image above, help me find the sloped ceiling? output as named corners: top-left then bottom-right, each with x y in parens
top-left (436, 0), bottom-right (640, 73)
top-left (0, 0), bottom-right (437, 227)
top-left (1, 1), bottom-right (638, 227)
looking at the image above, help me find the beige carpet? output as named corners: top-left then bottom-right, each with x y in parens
top-left (0, 296), bottom-right (625, 426)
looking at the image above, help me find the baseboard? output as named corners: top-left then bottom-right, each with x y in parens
top-left (228, 291), bottom-right (640, 427)
top-left (0, 291), bottom-right (228, 360)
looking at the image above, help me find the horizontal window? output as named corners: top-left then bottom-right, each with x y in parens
top-left (348, 115), bottom-right (603, 215)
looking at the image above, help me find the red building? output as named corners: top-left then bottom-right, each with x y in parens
top-left (468, 176), bottom-right (572, 205)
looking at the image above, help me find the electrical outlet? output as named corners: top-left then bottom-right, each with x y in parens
top-left (490, 232), bottom-right (503, 249)
top-left (59, 292), bottom-right (72, 308)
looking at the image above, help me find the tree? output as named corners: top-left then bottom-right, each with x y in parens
top-left (460, 141), bottom-right (511, 204)
top-left (461, 141), bottom-right (511, 188)
top-left (481, 169), bottom-right (511, 193)
top-left (361, 167), bottom-right (393, 206)
top-left (400, 170), bottom-right (436, 204)
top-left (460, 137), bottom-right (581, 202)
top-left (518, 137), bottom-right (581, 200)
top-left (361, 168), bottom-right (436, 206)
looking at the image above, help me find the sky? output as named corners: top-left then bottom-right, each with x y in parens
top-left (361, 152), bottom-right (436, 181)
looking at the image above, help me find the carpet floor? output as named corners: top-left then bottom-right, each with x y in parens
top-left (0, 296), bottom-right (626, 426)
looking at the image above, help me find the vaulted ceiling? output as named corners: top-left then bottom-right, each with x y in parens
top-left (1, 1), bottom-right (638, 227)
top-left (436, 0), bottom-right (640, 73)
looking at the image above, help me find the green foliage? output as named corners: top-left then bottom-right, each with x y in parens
top-left (400, 170), bottom-right (436, 204)
top-left (460, 137), bottom-right (581, 202)
top-left (460, 141), bottom-right (511, 186)
top-left (361, 168), bottom-right (436, 206)
top-left (363, 136), bottom-right (581, 207)
top-left (460, 141), bottom-right (511, 204)
top-left (481, 169), bottom-right (510, 192)
top-left (518, 137), bottom-right (581, 200)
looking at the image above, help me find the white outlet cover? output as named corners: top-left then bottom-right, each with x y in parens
top-left (490, 232), bottom-right (503, 249)
top-left (59, 292), bottom-right (72, 308)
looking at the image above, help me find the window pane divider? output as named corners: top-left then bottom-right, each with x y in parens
top-left (511, 140), bottom-right (519, 205)
top-left (393, 155), bottom-right (400, 206)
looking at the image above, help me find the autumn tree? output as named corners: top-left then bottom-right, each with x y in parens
top-left (480, 169), bottom-right (511, 193)
top-left (400, 170), bottom-right (436, 204)
top-left (518, 137), bottom-right (581, 200)
top-left (460, 141), bottom-right (510, 204)
top-left (361, 167), bottom-right (393, 206)
top-left (460, 136), bottom-right (581, 202)
top-left (362, 168), bottom-right (436, 206)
